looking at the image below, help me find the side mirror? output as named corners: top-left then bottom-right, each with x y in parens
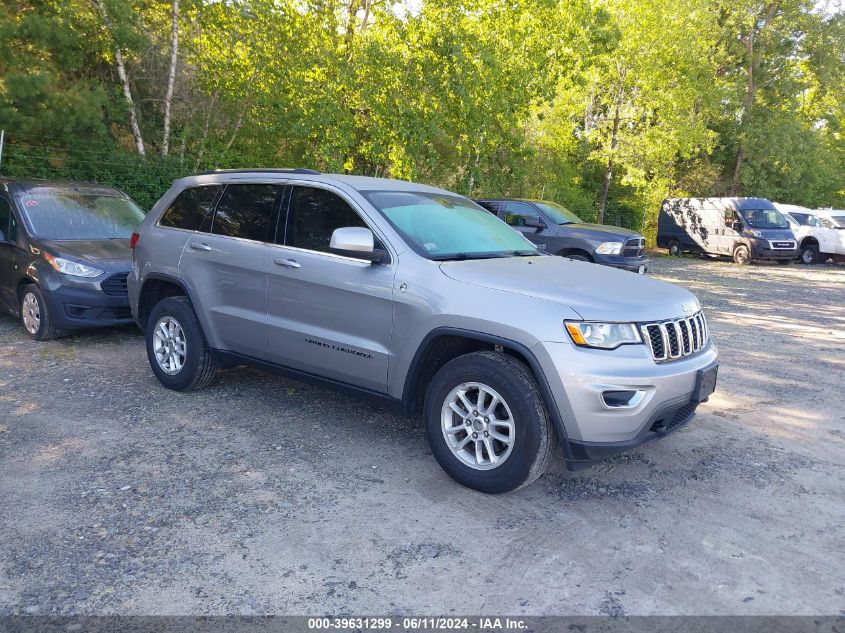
top-left (329, 227), bottom-right (386, 262)
top-left (730, 220), bottom-right (742, 233)
top-left (523, 216), bottom-right (546, 229)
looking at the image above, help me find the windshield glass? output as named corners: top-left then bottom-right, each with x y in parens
top-left (827, 214), bottom-right (845, 228)
top-left (535, 201), bottom-right (583, 225)
top-left (364, 191), bottom-right (540, 259)
top-left (789, 212), bottom-right (823, 227)
top-left (17, 192), bottom-right (145, 240)
top-left (738, 208), bottom-right (789, 229)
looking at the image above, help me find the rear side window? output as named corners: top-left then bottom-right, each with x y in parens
top-left (284, 186), bottom-right (367, 253)
top-left (211, 184), bottom-right (281, 242)
top-left (159, 186), bottom-right (220, 231)
top-left (503, 201), bottom-right (539, 226)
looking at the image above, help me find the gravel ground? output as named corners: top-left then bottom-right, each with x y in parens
top-left (0, 256), bottom-right (843, 616)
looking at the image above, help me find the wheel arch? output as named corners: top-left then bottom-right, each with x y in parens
top-left (137, 274), bottom-right (194, 332)
top-left (800, 236), bottom-right (819, 248)
top-left (401, 327), bottom-right (574, 460)
top-left (556, 248), bottom-right (594, 261)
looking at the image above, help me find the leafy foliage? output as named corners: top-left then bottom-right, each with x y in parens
top-left (1, 0), bottom-right (843, 238)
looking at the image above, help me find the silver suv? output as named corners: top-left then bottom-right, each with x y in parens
top-left (128, 169), bottom-right (719, 493)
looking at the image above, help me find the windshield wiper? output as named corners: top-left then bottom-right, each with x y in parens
top-left (432, 252), bottom-right (507, 261)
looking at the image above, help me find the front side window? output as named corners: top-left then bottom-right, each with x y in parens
top-left (159, 185), bottom-right (220, 231)
top-left (503, 201), bottom-right (541, 227)
top-left (16, 191), bottom-right (144, 240)
top-left (211, 184), bottom-right (280, 241)
top-left (364, 191), bottom-right (539, 260)
top-left (739, 208), bottom-right (789, 229)
top-left (535, 201), bottom-right (583, 225)
top-left (284, 186), bottom-right (367, 253)
top-left (0, 197), bottom-right (16, 242)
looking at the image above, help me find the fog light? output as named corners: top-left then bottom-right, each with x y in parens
top-left (602, 390), bottom-right (645, 408)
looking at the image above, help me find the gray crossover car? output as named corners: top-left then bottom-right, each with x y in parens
top-left (129, 169), bottom-right (718, 493)
top-left (475, 198), bottom-right (649, 273)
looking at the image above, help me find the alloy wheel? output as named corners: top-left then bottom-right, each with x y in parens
top-left (152, 316), bottom-right (187, 375)
top-left (441, 382), bottom-right (515, 470)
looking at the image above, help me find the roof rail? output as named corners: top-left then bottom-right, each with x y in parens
top-left (196, 168), bottom-right (321, 176)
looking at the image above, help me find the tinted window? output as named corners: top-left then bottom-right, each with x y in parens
top-left (211, 184), bottom-right (280, 241)
top-left (503, 201), bottom-right (540, 226)
top-left (285, 186), bottom-right (367, 253)
top-left (0, 197), bottom-right (15, 242)
top-left (16, 192), bottom-right (144, 240)
top-left (159, 186), bottom-right (220, 231)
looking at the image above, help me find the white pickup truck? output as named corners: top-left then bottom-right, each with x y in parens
top-left (774, 203), bottom-right (845, 264)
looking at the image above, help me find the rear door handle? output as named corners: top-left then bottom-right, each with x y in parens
top-left (274, 258), bottom-right (301, 269)
top-left (190, 242), bottom-right (212, 252)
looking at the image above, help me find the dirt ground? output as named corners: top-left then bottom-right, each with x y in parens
top-left (0, 256), bottom-right (843, 616)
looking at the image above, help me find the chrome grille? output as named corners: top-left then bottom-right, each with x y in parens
top-left (641, 312), bottom-right (709, 362)
top-left (622, 237), bottom-right (645, 258)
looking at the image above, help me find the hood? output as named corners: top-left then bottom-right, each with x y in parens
top-left (751, 229), bottom-right (795, 240)
top-left (440, 256), bottom-right (699, 323)
top-left (38, 239), bottom-right (132, 264)
top-left (562, 223), bottom-right (642, 239)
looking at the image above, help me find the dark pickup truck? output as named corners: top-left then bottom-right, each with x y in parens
top-left (475, 198), bottom-right (649, 274)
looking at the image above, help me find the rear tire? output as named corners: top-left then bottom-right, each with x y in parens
top-left (424, 351), bottom-right (554, 494)
top-left (733, 244), bottom-right (751, 265)
top-left (800, 244), bottom-right (820, 265)
top-left (146, 296), bottom-right (217, 391)
top-left (668, 240), bottom-right (682, 257)
top-left (20, 285), bottom-right (59, 341)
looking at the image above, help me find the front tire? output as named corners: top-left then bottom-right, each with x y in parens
top-left (733, 244), bottom-right (751, 265)
top-left (145, 296), bottom-right (217, 391)
top-left (424, 351), bottom-right (554, 494)
top-left (800, 244), bottom-right (820, 265)
top-left (20, 285), bottom-right (59, 341)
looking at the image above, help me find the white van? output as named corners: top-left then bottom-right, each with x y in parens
top-left (773, 203), bottom-right (842, 264)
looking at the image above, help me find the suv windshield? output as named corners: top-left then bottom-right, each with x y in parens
top-left (738, 208), bottom-right (789, 229)
top-left (17, 191), bottom-right (145, 240)
top-left (535, 201), bottom-right (583, 225)
top-left (364, 191), bottom-right (540, 260)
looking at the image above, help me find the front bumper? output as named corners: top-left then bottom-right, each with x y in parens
top-left (597, 255), bottom-right (650, 274)
top-left (748, 238), bottom-right (799, 261)
top-left (41, 277), bottom-right (133, 330)
top-left (532, 339), bottom-right (718, 467)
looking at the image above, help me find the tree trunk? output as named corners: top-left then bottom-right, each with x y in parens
top-left (597, 101), bottom-right (621, 224)
top-left (93, 0), bottom-right (145, 156)
top-left (161, 0), bottom-right (179, 156)
top-left (730, 3), bottom-right (778, 195)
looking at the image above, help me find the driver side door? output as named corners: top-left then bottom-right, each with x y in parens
top-left (266, 184), bottom-right (395, 392)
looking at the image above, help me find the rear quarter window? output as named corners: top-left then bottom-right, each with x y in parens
top-left (159, 186), bottom-right (220, 231)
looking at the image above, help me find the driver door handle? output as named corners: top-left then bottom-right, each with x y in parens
top-left (190, 242), bottom-right (212, 252)
top-left (274, 258), bottom-right (301, 269)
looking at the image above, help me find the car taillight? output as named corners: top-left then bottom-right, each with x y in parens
top-left (130, 232), bottom-right (140, 250)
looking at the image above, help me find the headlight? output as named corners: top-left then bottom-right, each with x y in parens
top-left (565, 321), bottom-right (642, 349)
top-left (44, 254), bottom-right (103, 278)
top-left (595, 241), bottom-right (623, 255)
top-left (749, 230), bottom-right (763, 238)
